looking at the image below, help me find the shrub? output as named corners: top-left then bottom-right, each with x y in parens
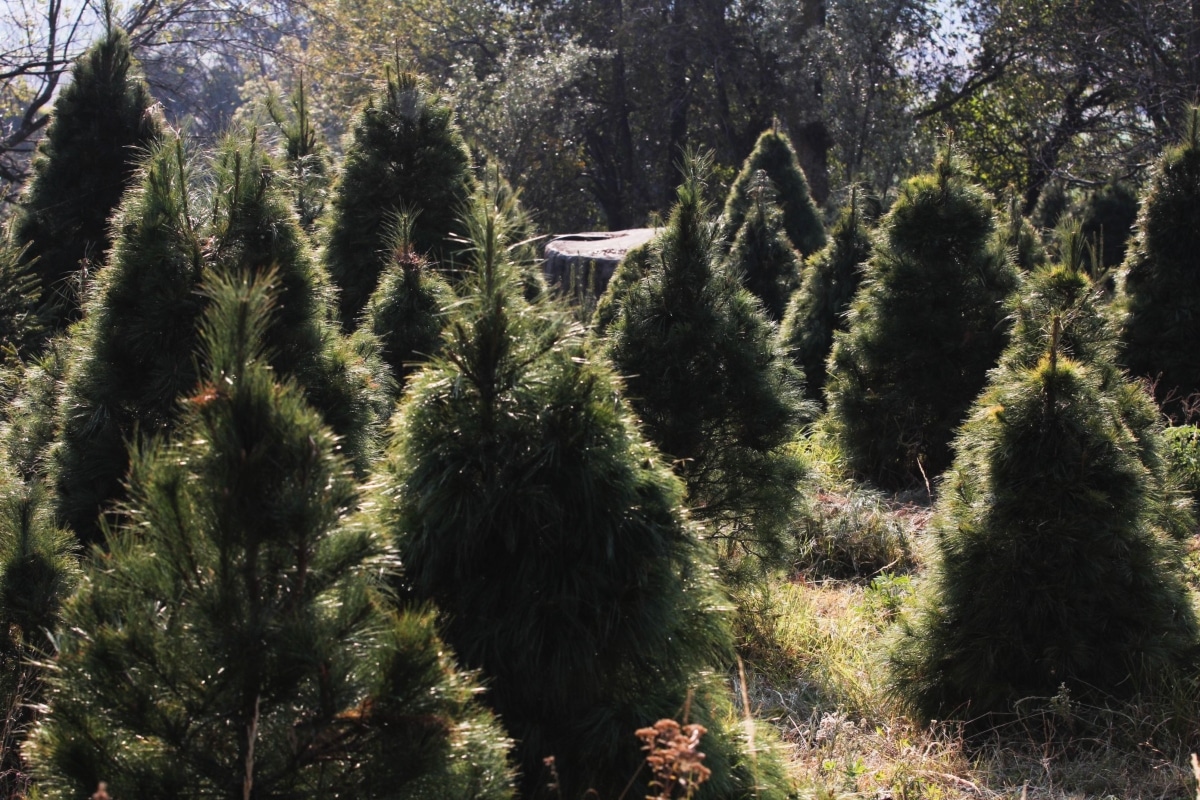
top-left (1164, 425), bottom-right (1200, 510)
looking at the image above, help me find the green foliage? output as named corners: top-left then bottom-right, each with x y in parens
top-left (362, 213), bottom-right (455, 392)
top-left (202, 132), bottom-right (388, 468)
top-left (1032, 180), bottom-right (1137, 277)
top-left (1164, 426), bottom-right (1200, 510)
top-left (824, 151), bottom-right (1017, 489)
top-left (1119, 109), bottom-right (1200, 420)
top-left (996, 190), bottom-right (1046, 271)
top-left (53, 132), bottom-right (387, 544)
top-left (1076, 180), bottom-right (1138, 273)
top-left (324, 69), bottom-right (474, 328)
top-left (725, 172), bottom-right (803, 321)
top-left (0, 473), bottom-right (78, 797)
top-left (266, 77), bottom-right (332, 234)
top-left (1031, 179), bottom-right (1071, 232)
top-left (591, 240), bottom-right (655, 336)
top-left (9, 25), bottom-right (162, 333)
top-left (27, 274), bottom-right (514, 800)
top-left (724, 129), bottom-right (826, 257)
top-left (0, 244), bottom-right (44, 363)
top-left (779, 199), bottom-right (873, 403)
top-left (0, 477), bottom-right (78, 656)
top-left (0, 338), bottom-right (67, 481)
top-left (52, 136), bottom-right (205, 544)
top-left (374, 195), bottom-right (790, 800)
top-left (890, 349), bottom-right (1198, 720)
top-left (1004, 227), bottom-right (1115, 372)
top-left (607, 158), bottom-right (807, 566)
top-left (1006, 226), bottom-right (1194, 542)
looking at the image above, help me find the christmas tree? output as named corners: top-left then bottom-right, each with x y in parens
top-left (10, 22), bottom-right (162, 334)
top-left (607, 155), bottom-right (806, 563)
top-left (824, 149), bottom-right (1017, 488)
top-left (324, 69), bottom-right (474, 328)
top-left (374, 194), bottom-right (791, 800)
top-left (723, 128), bottom-right (825, 258)
top-left (28, 273), bottom-right (514, 799)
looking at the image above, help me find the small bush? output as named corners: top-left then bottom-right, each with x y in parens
top-left (1165, 425), bottom-right (1200, 510)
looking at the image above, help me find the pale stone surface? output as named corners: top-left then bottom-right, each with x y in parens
top-left (543, 228), bottom-right (660, 295)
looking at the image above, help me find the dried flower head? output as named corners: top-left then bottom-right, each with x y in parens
top-left (635, 719), bottom-right (711, 800)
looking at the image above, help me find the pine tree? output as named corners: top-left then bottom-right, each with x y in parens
top-left (824, 150), bottom-right (1017, 489)
top-left (1006, 223), bottom-right (1195, 542)
top-left (724, 171), bottom-right (802, 321)
top-left (607, 156), bottom-right (806, 565)
top-left (27, 274), bottom-right (514, 800)
top-left (723, 128), bottom-right (825, 257)
top-left (1077, 180), bottom-right (1139, 273)
top-left (374, 195), bottom-right (791, 800)
top-left (203, 131), bottom-right (388, 466)
top-left (266, 77), bottom-right (332, 235)
top-left (1119, 108), bottom-right (1200, 420)
top-left (53, 132), bottom-right (387, 543)
top-left (996, 190), bottom-right (1045, 272)
top-left (9, 23), bottom-right (162, 334)
top-left (0, 244), bottom-right (45, 363)
top-left (779, 196), bottom-right (872, 403)
top-left (591, 240), bottom-right (656, 335)
top-left (52, 135), bottom-right (205, 544)
top-left (890, 323), bottom-right (1197, 720)
top-left (361, 213), bottom-right (455, 392)
top-left (324, 69), bottom-right (474, 328)
top-left (0, 474), bottom-right (78, 798)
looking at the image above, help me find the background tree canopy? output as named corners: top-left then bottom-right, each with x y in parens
top-left (2, 0), bottom-right (1197, 231)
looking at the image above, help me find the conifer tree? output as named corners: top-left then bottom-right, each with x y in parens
top-left (27, 274), bottom-right (514, 800)
top-left (1077, 180), bottom-right (1139, 273)
top-left (361, 213), bottom-right (455, 392)
top-left (10, 23), bottom-right (162, 333)
top-left (52, 135), bottom-right (205, 543)
top-left (724, 172), bottom-right (802, 321)
top-left (779, 197), bottom-right (872, 403)
top-left (53, 132), bottom-right (387, 543)
top-left (607, 156), bottom-right (806, 563)
top-left (1007, 223), bottom-right (1195, 542)
top-left (267, 77), bottom-right (331, 235)
top-left (723, 128), bottom-right (825, 257)
top-left (890, 322), bottom-right (1197, 719)
top-left (324, 69), bottom-right (474, 328)
top-left (824, 150), bottom-right (1017, 489)
top-left (374, 195), bottom-right (791, 800)
top-left (0, 244), bottom-right (44, 363)
top-left (997, 190), bottom-right (1045, 272)
top-left (0, 474), bottom-right (78, 797)
top-left (203, 132), bottom-right (387, 465)
top-left (1119, 109), bottom-right (1200, 420)
top-left (591, 240), bottom-right (655, 335)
